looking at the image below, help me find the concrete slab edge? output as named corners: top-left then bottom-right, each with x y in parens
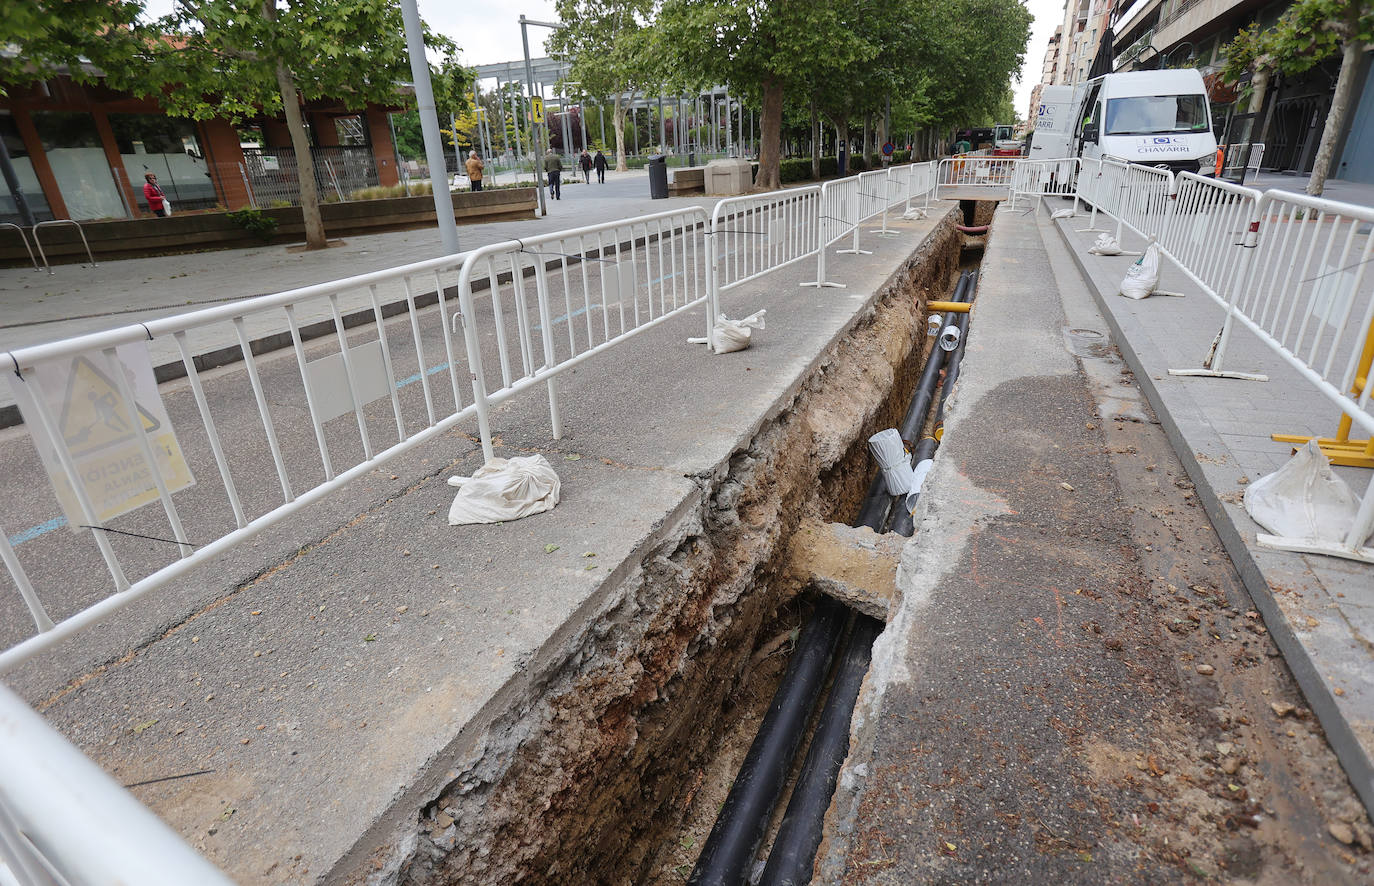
top-left (1051, 216), bottom-right (1374, 821)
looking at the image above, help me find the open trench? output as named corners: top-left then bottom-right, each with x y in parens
top-left (375, 203), bottom-right (996, 886)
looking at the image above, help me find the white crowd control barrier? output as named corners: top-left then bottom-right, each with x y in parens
top-left (935, 156), bottom-right (1018, 201)
top-left (1009, 158), bottom-right (1080, 210)
top-left (709, 187), bottom-right (822, 320)
top-left (1103, 159), bottom-right (1174, 242)
top-left (455, 208), bottom-right (710, 459)
top-left (0, 682), bottom-right (237, 886)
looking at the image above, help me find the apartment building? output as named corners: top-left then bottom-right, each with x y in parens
top-left (1027, 27), bottom-right (1063, 123)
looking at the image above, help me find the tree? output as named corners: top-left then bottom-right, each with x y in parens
top-left (119, 0), bottom-right (454, 249)
top-left (656, 0), bottom-right (870, 191)
top-left (0, 0), bottom-right (145, 93)
top-left (548, 0), bottom-right (657, 172)
top-left (1220, 0), bottom-right (1372, 195)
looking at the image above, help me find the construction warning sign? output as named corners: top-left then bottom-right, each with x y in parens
top-left (11, 343), bottom-right (194, 527)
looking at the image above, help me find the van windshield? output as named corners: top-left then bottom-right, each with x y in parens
top-left (1104, 95), bottom-right (1209, 136)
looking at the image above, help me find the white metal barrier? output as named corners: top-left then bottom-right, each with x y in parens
top-left (709, 187), bottom-right (821, 319)
top-left (455, 208), bottom-right (710, 460)
top-left (1, 250), bottom-right (482, 672)
top-left (0, 682), bottom-right (236, 886)
top-left (1009, 158), bottom-right (1080, 209)
top-left (935, 156), bottom-right (1017, 200)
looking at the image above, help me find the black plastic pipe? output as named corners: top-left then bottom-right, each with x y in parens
top-left (853, 472), bottom-right (890, 532)
top-left (688, 598), bottom-right (849, 886)
top-left (758, 614), bottom-right (883, 886)
top-left (897, 272), bottom-right (970, 447)
top-left (932, 270), bottom-right (978, 437)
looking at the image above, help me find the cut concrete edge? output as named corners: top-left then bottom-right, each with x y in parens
top-left (328, 207), bottom-right (963, 884)
top-left (1051, 215), bottom-right (1374, 820)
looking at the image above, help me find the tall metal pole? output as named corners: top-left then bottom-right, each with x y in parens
top-left (399, 0), bottom-right (458, 254)
top-left (598, 98), bottom-right (606, 149)
top-left (724, 88), bottom-right (733, 157)
top-left (519, 16), bottom-right (547, 216)
top-left (658, 94), bottom-right (666, 151)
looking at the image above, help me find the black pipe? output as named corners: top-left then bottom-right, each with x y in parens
top-left (897, 271), bottom-right (970, 447)
top-left (887, 434), bottom-right (938, 537)
top-left (758, 614), bottom-right (883, 886)
top-left (932, 270), bottom-right (977, 437)
top-left (853, 472), bottom-right (890, 532)
top-left (688, 598), bottom-right (849, 886)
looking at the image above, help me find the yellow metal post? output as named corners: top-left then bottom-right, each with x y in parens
top-left (1271, 314), bottom-right (1374, 468)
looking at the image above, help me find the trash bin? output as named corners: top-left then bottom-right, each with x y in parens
top-left (648, 155), bottom-right (668, 200)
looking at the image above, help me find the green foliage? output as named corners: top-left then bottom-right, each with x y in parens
top-left (0, 0), bottom-right (145, 93)
top-left (779, 158), bottom-right (812, 183)
top-left (1222, 0), bottom-right (1372, 86)
top-left (226, 207), bottom-right (278, 242)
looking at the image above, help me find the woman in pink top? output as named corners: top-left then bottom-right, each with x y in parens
top-left (143, 172), bottom-right (167, 217)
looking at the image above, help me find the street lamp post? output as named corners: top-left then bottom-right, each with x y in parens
top-left (399, 0), bottom-right (459, 254)
top-left (520, 15), bottom-right (565, 217)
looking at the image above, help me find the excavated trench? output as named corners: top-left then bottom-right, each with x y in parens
top-left (382, 204), bottom-right (995, 886)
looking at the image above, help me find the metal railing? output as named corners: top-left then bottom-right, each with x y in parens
top-left (0, 682), bottom-right (236, 886)
top-left (935, 156), bottom-right (1018, 200)
top-left (30, 220), bottom-right (96, 275)
top-left (1009, 158), bottom-right (1081, 209)
top-left (709, 187), bottom-right (822, 321)
top-left (456, 208), bottom-right (711, 460)
top-left (0, 223), bottom-right (38, 271)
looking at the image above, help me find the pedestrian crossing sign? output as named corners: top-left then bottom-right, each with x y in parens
top-left (531, 97), bottom-right (545, 124)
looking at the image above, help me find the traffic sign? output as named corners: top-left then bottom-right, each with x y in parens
top-left (882, 142), bottom-right (895, 156)
top-left (530, 97), bottom-right (544, 124)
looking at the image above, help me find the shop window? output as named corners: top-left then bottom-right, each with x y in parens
top-left (0, 113), bottom-right (53, 225)
top-left (110, 114), bottom-right (216, 212)
top-left (30, 111), bottom-right (127, 220)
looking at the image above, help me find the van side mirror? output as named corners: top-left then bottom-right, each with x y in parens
top-left (1082, 124), bottom-right (1099, 143)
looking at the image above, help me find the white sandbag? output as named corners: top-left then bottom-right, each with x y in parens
top-left (902, 457), bottom-right (935, 515)
top-left (447, 455), bottom-right (561, 525)
top-left (1119, 240), bottom-right (1162, 299)
top-left (1088, 233), bottom-right (1127, 256)
top-left (1244, 440), bottom-right (1366, 545)
top-left (710, 309), bottom-right (766, 354)
top-left (868, 429), bottom-right (914, 496)
top-left (1051, 208), bottom-right (1075, 219)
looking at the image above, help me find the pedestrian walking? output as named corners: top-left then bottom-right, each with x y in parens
top-left (593, 150), bottom-right (607, 184)
top-left (465, 150), bottom-right (484, 192)
top-left (142, 172), bottom-right (168, 217)
top-left (544, 148), bottom-right (563, 200)
top-left (578, 150), bottom-right (592, 184)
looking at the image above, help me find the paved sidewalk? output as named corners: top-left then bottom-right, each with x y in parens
top-left (0, 169), bottom-right (702, 418)
top-left (1051, 210), bottom-right (1374, 814)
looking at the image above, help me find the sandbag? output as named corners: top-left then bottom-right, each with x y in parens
top-left (1119, 240), bottom-right (1162, 299)
top-left (447, 455), bottom-right (560, 525)
top-left (710, 309), bottom-right (766, 354)
top-left (1050, 208), bottom-right (1075, 219)
top-left (1244, 440), bottom-right (1366, 545)
top-left (1089, 233), bottom-right (1126, 255)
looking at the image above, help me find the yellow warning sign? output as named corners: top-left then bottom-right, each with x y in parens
top-left (12, 344), bottom-right (194, 527)
top-left (59, 355), bottom-right (161, 458)
top-left (531, 96), bottom-right (545, 125)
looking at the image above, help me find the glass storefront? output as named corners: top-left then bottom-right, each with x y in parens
top-left (30, 111), bottom-right (127, 220)
top-left (0, 113), bottom-right (54, 226)
top-left (109, 114), bottom-right (217, 212)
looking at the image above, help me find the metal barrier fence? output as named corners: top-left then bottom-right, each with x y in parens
top-left (1009, 158), bottom-right (1080, 209)
top-left (456, 208), bottom-right (711, 460)
top-left (935, 156), bottom-right (1017, 200)
top-left (709, 187), bottom-right (822, 321)
top-left (0, 682), bottom-right (236, 886)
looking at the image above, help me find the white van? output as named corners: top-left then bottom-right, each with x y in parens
top-left (1072, 69), bottom-right (1218, 175)
top-left (1028, 85), bottom-right (1075, 162)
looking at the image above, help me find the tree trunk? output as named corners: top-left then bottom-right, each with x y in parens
top-left (1247, 68), bottom-right (1269, 115)
top-left (810, 98), bottom-right (820, 181)
top-left (755, 76), bottom-right (784, 191)
top-left (1307, 38), bottom-right (1360, 197)
top-left (613, 93), bottom-right (631, 172)
top-left (264, 0), bottom-right (326, 249)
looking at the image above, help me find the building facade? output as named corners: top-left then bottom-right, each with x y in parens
top-left (1, 74), bottom-right (404, 226)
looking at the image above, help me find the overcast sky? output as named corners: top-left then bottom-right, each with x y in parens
top-left (145, 0), bottom-right (1064, 122)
